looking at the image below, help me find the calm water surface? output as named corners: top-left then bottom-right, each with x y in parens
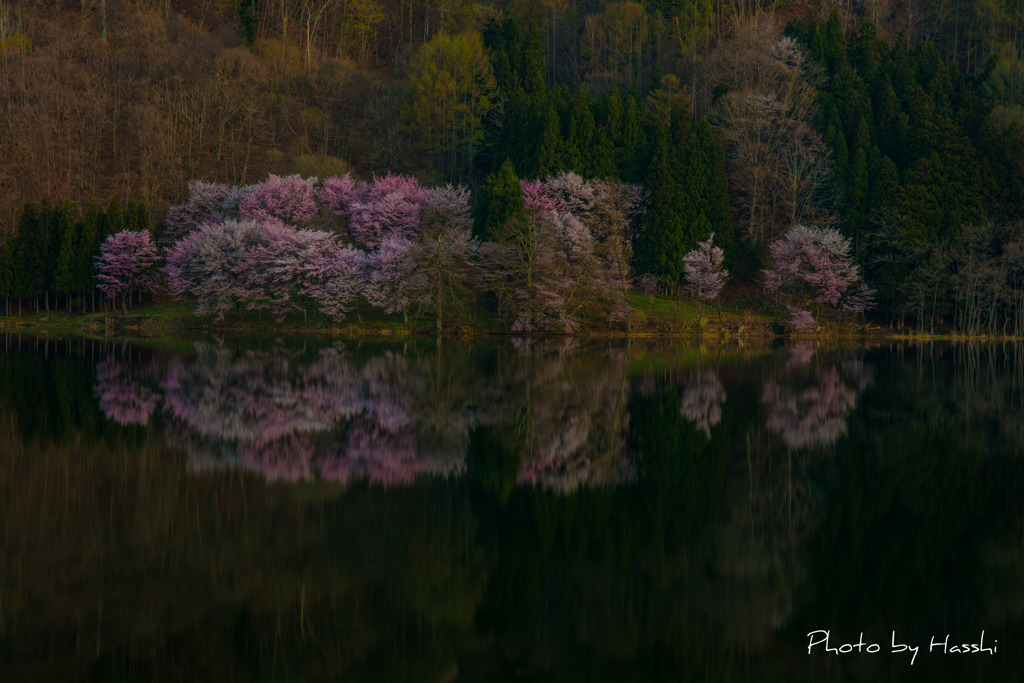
top-left (1, 335), bottom-right (1023, 681)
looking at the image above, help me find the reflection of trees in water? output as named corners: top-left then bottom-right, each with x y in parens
top-left (93, 340), bottom-right (633, 490)
top-left (706, 354), bottom-right (875, 645)
top-left (507, 343), bottom-right (633, 492)
top-left (93, 356), bottom-right (159, 426)
top-left (13, 339), bottom-right (1024, 681)
top-left (679, 369), bottom-right (726, 438)
top-left (761, 357), bottom-right (874, 449)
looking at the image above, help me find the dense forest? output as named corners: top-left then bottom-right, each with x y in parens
top-left (2, 0), bottom-right (1024, 331)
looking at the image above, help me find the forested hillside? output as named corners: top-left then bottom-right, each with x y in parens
top-left (2, 0), bottom-right (1024, 331)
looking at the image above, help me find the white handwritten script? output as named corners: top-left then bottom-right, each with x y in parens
top-left (806, 630), bottom-right (997, 666)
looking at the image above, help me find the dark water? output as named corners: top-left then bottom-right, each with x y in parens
top-left (1, 335), bottom-right (1023, 682)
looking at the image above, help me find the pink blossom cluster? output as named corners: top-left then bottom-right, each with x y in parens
top-left (95, 229), bottom-right (163, 313)
top-left (166, 173), bottom-right (477, 325)
top-left (163, 218), bottom-right (363, 321)
top-left (682, 233), bottom-right (729, 308)
top-left (482, 172), bottom-right (642, 332)
top-left (764, 225), bottom-right (875, 317)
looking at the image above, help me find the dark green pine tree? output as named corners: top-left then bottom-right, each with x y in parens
top-left (483, 15), bottom-right (521, 94)
top-left (874, 76), bottom-right (909, 166)
top-left (105, 197), bottom-right (125, 237)
top-left (238, 0), bottom-right (258, 45)
top-left (891, 32), bottom-right (917, 105)
top-left (535, 101), bottom-right (566, 178)
top-left (898, 155), bottom-right (943, 242)
top-left (824, 108), bottom-right (849, 177)
top-left (695, 120), bottom-right (735, 270)
top-left (11, 202), bottom-right (42, 314)
top-left (474, 159), bottom-right (526, 239)
top-left (75, 200), bottom-right (102, 311)
top-left (671, 108), bottom-right (708, 258)
top-left (602, 90), bottom-right (623, 147)
top-left (36, 197), bottom-right (64, 312)
top-left (589, 127), bottom-right (618, 179)
top-left (519, 20), bottom-right (546, 96)
top-left (0, 220), bottom-right (16, 316)
top-left (53, 203), bottom-right (82, 312)
top-left (635, 117), bottom-right (687, 283)
top-left (50, 202), bottom-right (78, 312)
top-left (867, 148), bottom-right (900, 213)
top-left (618, 93), bottom-right (647, 182)
top-left (847, 146), bottom-right (870, 260)
top-left (849, 22), bottom-right (882, 86)
top-left (135, 198), bottom-right (151, 232)
top-left (818, 10), bottom-right (848, 76)
top-left (565, 87), bottom-right (595, 174)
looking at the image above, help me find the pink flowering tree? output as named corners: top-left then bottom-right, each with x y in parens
top-left (294, 234), bottom-right (365, 322)
top-left (319, 173), bottom-right (359, 212)
top-left (786, 305), bottom-right (816, 333)
top-left (478, 210), bottom-right (592, 333)
top-left (405, 184), bottom-right (479, 333)
top-left (238, 174), bottom-right (319, 225)
top-left (481, 172), bottom-right (644, 333)
top-left (163, 219), bottom-right (267, 319)
top-left (363, 237), bottom-right (417, 320)
top-left (243, 220), bottom-right (303, 319)
top-left (763, 225), bottom-right (875, 319)
top-left (164, 179), bottom-right (248, 242)
top-left (322, 172), bottom-right (428, 248)
top-left (682, 232), bottom-right (729, 320)
top-left (95, 229), bottom-right (162, 314)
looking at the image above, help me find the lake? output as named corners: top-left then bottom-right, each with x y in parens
top-left (1, 335), bottom-right (1022, 681)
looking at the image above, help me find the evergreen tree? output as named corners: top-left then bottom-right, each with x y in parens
top-left (52, 202), bottom-right (78, 312)
top-left (238, 0), bottom-right (258, 45)
top-left (566, 87), bottom-right (595, 173)
top-left (75, 200), bottom-right (102, 311)
top-left (635, 117), bottom-right (686, 282)
top-left (484, 15), bottom-right (521, 94)
top-left (11, 202), bottom-right (41, 311)
top-left (520, 20), bottom-right (545, 95)
top-left (535, 102), bottom-right (566, 178)
top-left (619, 93), bottom-right (647, 182)
top-left (474, 159), bottom-right (525, 239)
top-left (695, 121), bottom-right (735, 270)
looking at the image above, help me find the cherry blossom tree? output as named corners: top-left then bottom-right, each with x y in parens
top-left (405, 184), bottom-right (478, 333)
top-left (363, 237), bottom-right (417, 320)
top-left (479, 210), bottom-right (591, 333)
top-left (238, 174), bottom-right (319, 225)
top-left (482, 172), bottom-right (643, 333)
top-left (319, 173), bottom-right (359, 213)
top-left (164, 179), bottom-right (248, 242)
top-left (763, 225), bottom-right (874, 317)
top-left (288, 231), bottom-right (365, 322)
top-left (163, 219), bottom-right (267, 319)
top-left (95, 229), bottom-right (162, 314)
top-left (786, 305), bottom-right (816, 333)
top-left (322, 172), bottom-right (428, 248)
top-left (682, 232), bottom-right (729, 320)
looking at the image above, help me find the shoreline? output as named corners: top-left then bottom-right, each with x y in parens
top-left (2, 304), bottom-right (1019, 345)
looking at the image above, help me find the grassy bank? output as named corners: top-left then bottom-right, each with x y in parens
top-left (0, 295), bottom-right (900, 343)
